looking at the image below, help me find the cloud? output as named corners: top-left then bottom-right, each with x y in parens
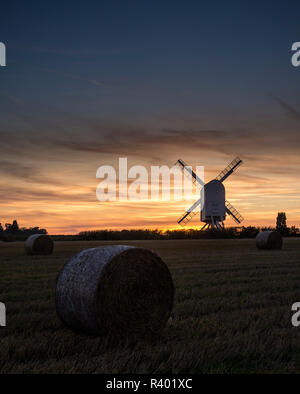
top-left (2, 116), bottom-right (300, 171)
top-left (47, 126), bottom-right (249, 162)
top-left (40, 68), bottom-right (105, 87)
top-left (272, 95), bottom-right (300, 121)
top-left (0, 160), bottom-right (70, 187)
top-left (0, 182), bottom-right (95, 203)
top-left (0, 161), bottom-right (36, 178)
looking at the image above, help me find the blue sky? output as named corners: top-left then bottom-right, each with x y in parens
top-left (2, 1), bottom-right (300, 122)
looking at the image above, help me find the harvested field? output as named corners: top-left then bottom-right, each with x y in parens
top-left (1, 238), bottom-right (300, 373)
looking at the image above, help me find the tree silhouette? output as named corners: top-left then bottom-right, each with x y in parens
top-left (276, 212), bottom-right (288, 235)
top-left (5, 220), bottom-right (19, 234)
top-left (1, 219), bottom-right (47, 240)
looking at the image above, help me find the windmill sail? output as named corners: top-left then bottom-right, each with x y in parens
top-left (216, 157), bottom-right (243, 183)
top-left (178, 210), bottom-right (198, 226)
top-left (175, 159), bottom-right (204, 188)
top-left (225, 200), bottom-right (244, 224)
top-left (175, 156), bottom-right (244, 230)
top-left (177, 198), bottom-right (202, 226)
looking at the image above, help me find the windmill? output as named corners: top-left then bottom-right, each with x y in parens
top-left (175, 157), bottom-right (244, 231)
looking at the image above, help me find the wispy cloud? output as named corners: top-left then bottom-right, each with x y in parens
top-left (41, 67), bottom-right (105, 87)
top-left (272, 95), bottom-right (300, 121)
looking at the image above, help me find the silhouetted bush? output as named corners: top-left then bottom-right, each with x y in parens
top-left (0, 220), bottom-right (47, 241)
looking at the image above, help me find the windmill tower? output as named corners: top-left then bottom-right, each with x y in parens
top-left (176, 157), bottom-right (244, 230)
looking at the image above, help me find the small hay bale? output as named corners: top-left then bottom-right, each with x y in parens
top-left (55, 245), bottom-right (174, 337)
top-left (25, 234), bottom-right (54, 255)
top-left (256, 231), bottom-right (282, 250)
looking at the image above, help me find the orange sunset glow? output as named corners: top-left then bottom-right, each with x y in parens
top-left (1, 113), bottom-right (300, 234)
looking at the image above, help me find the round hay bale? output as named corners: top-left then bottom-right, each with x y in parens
top-left (56, 245), bottom-right (174, 337)
top-left (256, 231), bottom-right (282, 250)
top-left (25, 234), bottom-right (54, 255)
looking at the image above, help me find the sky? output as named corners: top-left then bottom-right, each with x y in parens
top-left (1, 1), bottom-right (300, 234)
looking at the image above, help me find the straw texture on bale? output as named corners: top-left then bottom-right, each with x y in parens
top-left (56, 245), bottom-right (174, 337)
top-left (256, 231), bottom-right (283, 250)
top-left (25, 234), bottom-right (54, 255)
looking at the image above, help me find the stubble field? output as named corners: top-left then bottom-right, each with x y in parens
top-left (1, 238), bottom-right (300, 373)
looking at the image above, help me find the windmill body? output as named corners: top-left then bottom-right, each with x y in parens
top-left (176, 157), bottom-right (244, 230)
top-left (201, 180), bottom-right (225, 224)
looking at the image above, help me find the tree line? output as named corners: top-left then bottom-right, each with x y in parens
top-left (77, 213), bottom-right (299, 240)
top-left (0, 220), bottom-right (47, 241)
top-left (77, 225), bottom-right (299, 241)
top-left (1, 213), bottom-right (299, 241)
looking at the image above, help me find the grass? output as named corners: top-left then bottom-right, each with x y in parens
top-left (1, 238), bottom-right (300, 373)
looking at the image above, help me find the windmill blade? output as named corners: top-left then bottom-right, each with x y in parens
top-left (215, 157), bottom-right (243, 183)
top-left (225, 200), bottom-right (244, 224)
top-left (175, 159), bottom-right (204, 188)
top-left (178, 198), bottom-right (202, 226)
top-left (200, 223), bottom-right (209, 231)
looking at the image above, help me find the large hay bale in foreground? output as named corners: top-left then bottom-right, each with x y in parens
top-left (25, 234), bottom-right (54, 255)
top-left (56, 245), bottom-right (174, 337)
top-left (256, 231), bottom-right (282, 250)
